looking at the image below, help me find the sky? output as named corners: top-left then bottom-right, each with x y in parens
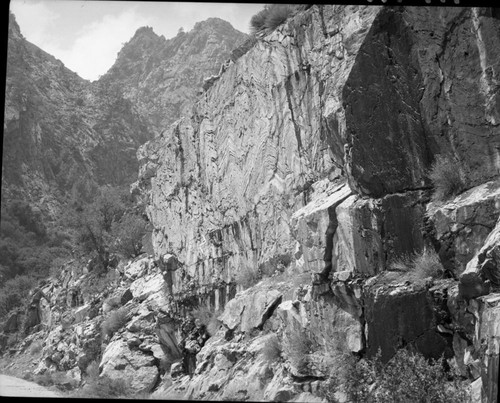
top-left (9, 0), bottom-right (265, 82)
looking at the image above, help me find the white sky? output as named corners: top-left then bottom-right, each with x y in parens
top-left (10, 0), bottom-right (266, 82)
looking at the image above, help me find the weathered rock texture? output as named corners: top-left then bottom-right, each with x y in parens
top-left (3, 4), bottom-right (500, 403)
top-left (136, 5), bottom-right (500, 402)
top-left (344, 7), bottom-right (500, 196)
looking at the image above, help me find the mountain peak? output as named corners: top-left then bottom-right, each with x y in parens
top-left (192, 17), bottom-right (239, 33)
top-left (9, 12), bottom-right (23, 40)
top-left (132, 26), bottom-right (160, 40)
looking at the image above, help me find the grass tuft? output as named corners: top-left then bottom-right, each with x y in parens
top-left (101, 307), bottom-right (128, 338)
top-left (389, 248), bottom-right (444, 281)
top-left (429, 155), bottom-right (466, 201)
top-left (250, 4), bottom-right (297, 35)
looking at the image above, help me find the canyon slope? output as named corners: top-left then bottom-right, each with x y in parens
top-left (2, 14), bottom-right (246, 218)
top-left (1, 5), bottom-right (500, 403)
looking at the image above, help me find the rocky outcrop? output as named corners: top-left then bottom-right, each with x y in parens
top-left (137, 4), bottom-right (382, 298)
top-left (427, 180), bottom-right (500, 278)
top-left (459, 212), bottom-right (500, 299)
top-left (343, 7), bottom-right (500, 197)
top-left (135, 4), bottom-right (500, 402)
top-left (3, 4), bottom-right (500, 403)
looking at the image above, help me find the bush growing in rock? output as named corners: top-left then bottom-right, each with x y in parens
top-left (283, 329), bottom-right (312, 373)
top-left (389, 248), bottom-right (444, 280)
top-left (250, 4), bottom-right (296, 35)
top-left (111, 213), bottom-right (147, 258)
top-left (235, 265), bottom-right (260, 289)
top-left (191, 306), bottom-right (222, 336)
top-left (73, 186), bottom-right (128, 270)
top-left (429, 155), bottom-right (466, 201)
top-left (261, 334), bottom-right (282, 362)
top-left (0, 274), bottom-right (37, 318)
top-left (101, 307), bottom-right (128, 338)
top-left (74, 360), bottom-right (131, 398)
top-left (34, 370), bottom-right (78, 391)
top-left (322, 349), bottom-right (469, 403)
top-left (28, 339), bottom-right (43, 355)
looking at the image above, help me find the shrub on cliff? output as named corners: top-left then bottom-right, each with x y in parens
top-left (191, 306), bottom-right (222, 336)
top-left (323, 349), bottom-right (469, 402)
top-left (73, 186), bottom-right (127, 269)
top-left (389, 248), bottom-right (444, 280)
top-left (0, 202), bottom-right (72, 282)
top-left (374, 350), bottom-right (469, 402)
top-left (235, 265), bottom-right (260, 289)
top-left (261, 334), bottom-right (282, 362)
top-left (429, 155), bottom-right (466, 201)
top-left (101, 307), bottom-right (128, 338)
top-left (0, 274), bottom-right (37, 318)
top-left (250, 4), bottom-right (296, 35)
top-left (111, 213), bottom-right (147, 258)
top-left (283, 329), bottom-right (312, 373)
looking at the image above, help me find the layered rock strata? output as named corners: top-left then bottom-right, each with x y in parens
top-left (136, 4), bottom-right (500, 402)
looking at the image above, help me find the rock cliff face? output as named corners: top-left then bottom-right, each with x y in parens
top-left (2, 4), bottom-right (500, 403)
top-left (136, 4), bottom-right (500, 402)
top-left (138, 4), bottom-right (499, 305)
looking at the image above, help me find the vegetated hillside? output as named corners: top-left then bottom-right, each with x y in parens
top-left (3, 13), bottom-right (153, 217)
top-left (1, 12), bottom-right (247, 289)
top-left (3, 13), bottom-right (247, 216)
top-left (1, 5), bottom-right (499, 403)
top-left (99, 18), bottom-right (248, 134)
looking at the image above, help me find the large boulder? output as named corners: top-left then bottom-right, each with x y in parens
top-left (427, 180), bottom-right (500, 277)
top-left (459, 216), bottom-right (500, 299)
top-left (291, 180), bottom-right (352, 278)
top-left (475, 293), bottom-right (500, 403)
top-left (334, 191), bottom-right (426, 276)
top-left (219, 285), bottom-right (282, 333)
top-left (100, 338), bottom-right (159, 394)
top-left (363, 274), bottom-right (450, 363)
top-left (343, 8), bottom-right (500, 197)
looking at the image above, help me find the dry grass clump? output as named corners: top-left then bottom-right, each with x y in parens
top-left (321, 349), bottom-right (469, 402)
top-left (429, 155), bottom-right (466, 201)
top-left (28, 339), bottom-right (43, 355)
top-left (283, 329), bottom-right (312, 372)
top-left (261, 334), bottom-right (282, 362)
top-left (101, 307), bottom-right (128, 338)
top-left (235, 266), bottom-right (260, 289)
top-left (191, 306), bottom-right (222, 336)
top-left (236, 254), bottom-right (293, 289)
top-left (389, 249), bottom-right (444, 280)
top-left (34, 370), bottom-right (78, 391)
top-left (250, 4), bottom-right (297, 35)
top-left (73, 360), bottom-right (131, 398)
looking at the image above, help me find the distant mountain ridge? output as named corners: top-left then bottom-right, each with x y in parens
top-left (2, 13), bottom-right (248, 218)
top-left (99, 17), bottom-right (248, 133)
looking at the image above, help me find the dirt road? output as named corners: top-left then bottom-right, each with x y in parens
top-left (0, 374), bottom-right (61, 397)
